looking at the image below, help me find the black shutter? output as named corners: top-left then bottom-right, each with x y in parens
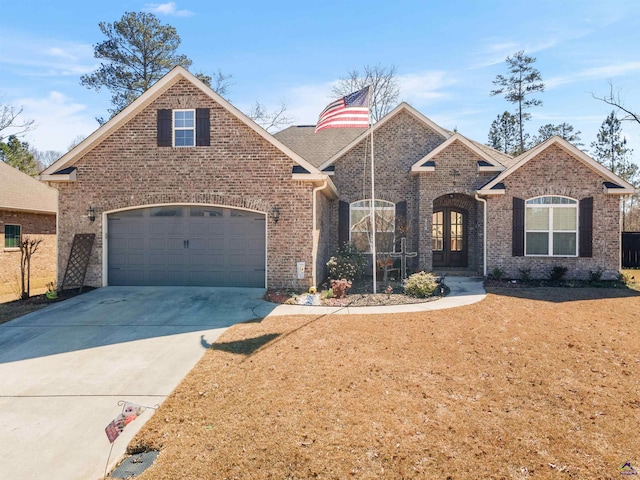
top-left (394, 200), bottom-right (407, 251)
top-left (512, 197), bottom-right (525, 256)
top-left (338, 201), bottom-right (350, 247)
top-left (157, 109), bottom-right (172, 147)
top-left (579, 197), bottom-right (593, 257)
top-left (196, 108), bottom-right (210, 146)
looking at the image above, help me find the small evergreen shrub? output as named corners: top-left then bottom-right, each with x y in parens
top-left (491, 267), bottom-right (505, 281)
top-left (549, 265), bottom-right (568, 281)
top-left (326, 242), bottom-right (365, 281)
top-left (518, 267), bottom-right (532, 282)
top-left (589, 268), bottom-right (603, 283)
top-left (403, 271), bottom-right (438, 298)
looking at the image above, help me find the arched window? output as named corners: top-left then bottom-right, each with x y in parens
top-left (525, 196), bottom-right (578, 256)
top-left (350, 200), bottom-right (395, 253)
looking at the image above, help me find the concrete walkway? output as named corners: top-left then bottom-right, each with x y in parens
top-left (0, 278), bottom-right (485, 480)
top-left (261, 276), bottom-right (486, 316)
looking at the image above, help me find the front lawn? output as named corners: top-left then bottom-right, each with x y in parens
top-left (128, 285), bottom-right (640, 479)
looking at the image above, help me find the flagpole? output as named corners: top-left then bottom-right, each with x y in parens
top-left (369, 85), bottom-right (377, 294)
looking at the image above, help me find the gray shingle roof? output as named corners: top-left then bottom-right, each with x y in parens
top-left (0, 161), bottom-right (57, 214)
top-left (274, 126), bottom-right (365, 168)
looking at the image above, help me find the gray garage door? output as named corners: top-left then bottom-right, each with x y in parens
top-left (108, 206), bottom-right (265, 287)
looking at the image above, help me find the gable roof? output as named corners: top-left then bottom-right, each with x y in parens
top-left (410, 133), bottom-right (506, 174)
top-left (0, 161), bottom-right (57, 214)
top-left (316, 102), bottom-right (452, 171)
top-left (478, 136), bottom-right (637, 195)
top-left (274, 126), bottom-right (363, 168)
top-left (41, 66), bottom-right (325, 182)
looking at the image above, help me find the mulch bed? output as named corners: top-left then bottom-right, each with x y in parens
top-left (265, 276), bottom-right (447, 307)
top-left (0, 287), bottom-right (95, 325)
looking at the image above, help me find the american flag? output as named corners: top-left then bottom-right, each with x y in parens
top-left (315, 87), bottom-right (370, 132)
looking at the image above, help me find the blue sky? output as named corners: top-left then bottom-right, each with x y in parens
top-left (1, 0), bottom-right (639, 162)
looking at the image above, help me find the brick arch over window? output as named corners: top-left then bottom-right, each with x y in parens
top-left (100, 191), bottom-right (272, 216)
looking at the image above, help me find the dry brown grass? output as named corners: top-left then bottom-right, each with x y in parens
top-left (131, 287), bottom-right (640, 479)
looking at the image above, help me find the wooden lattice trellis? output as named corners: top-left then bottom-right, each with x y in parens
top-left (61, 233), bottom-right (95, 293)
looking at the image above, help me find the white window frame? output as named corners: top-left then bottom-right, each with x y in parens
top-left (173, 109), bottom-right (196, 147)
top-left (349, 199), bottom-right (395, 254)
top-left (525, 196), bottom-right (578, 257)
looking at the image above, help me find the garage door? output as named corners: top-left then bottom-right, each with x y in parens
top-left (108, 206), bottom-right (265, 287)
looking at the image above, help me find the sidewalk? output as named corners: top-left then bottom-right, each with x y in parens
top-left (261, 277), bottom-right (486, 317)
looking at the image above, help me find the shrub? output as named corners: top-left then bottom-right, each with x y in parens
top-left (549, 265), bottom-right (568, 281)
top-left (321, 289), bottom-right (334, 299)
top-left (330, 279), bottom-right (352, 299)
top-left (518, 267), bottom-right (532, 282)
top-left (589, 268), bottom-right (603, 283)
top-left (326, 242), bottom-right (365, 281)
top-left (491, 267), bottom-right (505, 281)
top-left (403, 271), bottom-right (438, 298)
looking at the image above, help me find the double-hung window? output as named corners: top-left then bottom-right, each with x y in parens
top-left (173, 109), bottom-right (195, 147)
top-left (350, 200), bottom-right (395, 253)
top-left (525, 196), bottom-right (577, 256)
top-left (4, 224), bottom-right (21, 249)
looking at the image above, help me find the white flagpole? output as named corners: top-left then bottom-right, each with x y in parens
top-left (369, 85), bottom-right (377, 294)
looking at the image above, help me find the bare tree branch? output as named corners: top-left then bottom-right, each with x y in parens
top-left (249, 100), bottom-right (294, 132)
top-left (593, 82), bottom-right (640, 125)
top-left (0, 103), bottom-right (35, 141)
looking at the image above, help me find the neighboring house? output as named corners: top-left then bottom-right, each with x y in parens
top-left (41, 67), bottom-right (634, 291)
top-left (0, 160), bottom-right (57, 295)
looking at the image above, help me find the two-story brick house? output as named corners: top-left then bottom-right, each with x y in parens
top-left (40, 66), bottom-right (634, 290)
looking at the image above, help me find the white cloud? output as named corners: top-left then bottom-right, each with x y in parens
top-left (546, 62), bottom-right (640, 88)
top-left (397, 71), bottom-right (455, 103)
top-left (17, 92), bottom-right (98, 153)
top-left (0, 35), bottom-right (94, 76)
top-left (144, 2), bottom-right (194, 17)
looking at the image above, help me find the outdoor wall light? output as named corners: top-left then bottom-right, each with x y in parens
top-left (87, 206), bottom-right (96, 223)
top-left (270, 205), bottom-right (280, 224)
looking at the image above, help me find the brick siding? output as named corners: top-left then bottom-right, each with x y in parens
top-left (485, 144), bottom-right (621, 280)
top-left (56, 79), bottom-right (318, 290)
top-left (0, 210), bottom-right (56, 293)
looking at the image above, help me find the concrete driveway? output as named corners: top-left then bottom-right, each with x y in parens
top-left (0, 286), bottom-right (276, 480)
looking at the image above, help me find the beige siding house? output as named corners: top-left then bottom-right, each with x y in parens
top-left (41, 66), bottom-right (634, 290)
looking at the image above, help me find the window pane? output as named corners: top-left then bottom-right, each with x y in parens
top-left (151, 207), bottom-right (183, 217)
top-left (553, 232), bottom-right (576, 255)
top-left (175, 130), bottom-right (194, 147)
top-left (553, 207), bottom-right (577, 230)
top-left (351, 232), bottom-right (370, 252)
top-left (190, 207), bottom-right (223, 217)
top-left (377, 232), bottom-right (395, 252)
top-left (174, 110), bottom-right (194, 128)
top-left (526, 232), bottom-right (548, 255)
top-left (526, 207), bottom-right (549, 230)
top-left (4, 224), bottom-right (21, 248)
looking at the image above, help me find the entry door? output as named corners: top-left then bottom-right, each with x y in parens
top-left (432, 208), bottom-right (467, 268)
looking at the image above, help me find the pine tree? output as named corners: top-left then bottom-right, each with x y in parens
top-left (0, 135), bottom-right (38, 175)
top-left (487, 111), bottom-right (519, 156)
top-left (490, 51), bottom-right (544, 154)
top-left (591, 111), bottom-right (634, 177)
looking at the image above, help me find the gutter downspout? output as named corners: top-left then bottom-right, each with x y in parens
top-left (312, 180), bottom-right (329, 287)
top-left (475, 193), bottom-right (487, 277)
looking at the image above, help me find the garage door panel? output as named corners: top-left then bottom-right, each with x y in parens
top-left (109, 206), bottom-right (265, 287)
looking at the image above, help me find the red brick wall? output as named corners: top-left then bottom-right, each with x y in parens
top-left (0, 210), bottom-right (56, 292)
top-left (486, 144), bottom-right (622, 280)
top-left (56, 79), bottom-right (317, 289)
top-left (330, 110), bottom-right (447, 271)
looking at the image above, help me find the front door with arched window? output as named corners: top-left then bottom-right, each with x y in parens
top-left (432, 208), bottom-right (467, 268)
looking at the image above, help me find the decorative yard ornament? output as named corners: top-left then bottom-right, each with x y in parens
top-left (390, 237), bottom-right (417, 279)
